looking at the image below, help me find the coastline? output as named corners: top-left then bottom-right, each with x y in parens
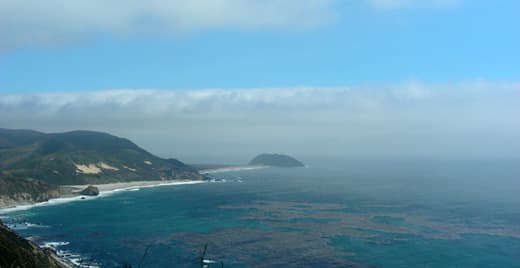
top-left (0, 165), bottom-right (267, 213)
top-left (0, 168), bottom-right (261, 267)
top-left (0, 179), bottom-right (206, 268)
top-left (199, 165), bottom-right (267, 174)
top-left (66, 179), bottom-right (205, 194)
top-left (0, 180), bottom-right (205, 214)
top-left (0, 163), bottom-right (269, 213)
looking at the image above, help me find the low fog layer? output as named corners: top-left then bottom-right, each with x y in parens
top-left (1, 81), bottom-right (518, 163)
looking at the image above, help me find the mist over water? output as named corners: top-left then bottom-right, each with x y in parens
top-left (4, 155), bottom-right (519, 267)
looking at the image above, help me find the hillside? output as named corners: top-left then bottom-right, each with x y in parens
top-left (0, 128), bottom-right (203, 186)
top-left (0, 220), bottom-right (69, 268)
top-left (249, 153), bottom-right (304, 167)
top-left (0, 172), bottom-right (61, 208)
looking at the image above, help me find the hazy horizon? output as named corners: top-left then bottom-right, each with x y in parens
top-left (1, 81), bottom-right (519, 163)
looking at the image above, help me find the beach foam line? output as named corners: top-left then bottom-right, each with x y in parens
top-left (42, 241), bottom-right (70, 248)
top-left (0, 195), bottom-right (100, 214)
top-left (199, 165), bottom-right (267, 174)
top-left (58, 249), bottom-right (99, 268)
top-left (0, 180), bottom-right (205, 215)
top-left (42, 241), bottom-right (100, 268)
top-left (97, 180), bottom-right (205, 196)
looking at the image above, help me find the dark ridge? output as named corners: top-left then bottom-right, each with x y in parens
top-left (249, 153), bottom-right (304, 167)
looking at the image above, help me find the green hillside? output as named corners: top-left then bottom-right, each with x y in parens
top-left (0, 128), bottom-right (203, 185)
top-left (0, 220), bottom-right (68, 268)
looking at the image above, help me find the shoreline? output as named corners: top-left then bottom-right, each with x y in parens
top-left (67, 179), bottom-right (205, 193)
top-left (0, 180), bottom-right (205, 214)
top-left (199, 165), bottom-right (267, 174)
top-left (0, 164), bottom-right (267, 213)
top-left (0, 179), bottom-right (206, 268)
top-left (0, 168), bottom-right (263, 266)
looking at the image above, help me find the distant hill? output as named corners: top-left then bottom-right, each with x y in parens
top-left (0, 128), bottom-right (203, 186)
top-left (249, 154), bottom-right (304, 167)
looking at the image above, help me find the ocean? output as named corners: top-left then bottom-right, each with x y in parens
top-left (2, 156), bottom-right (520, 267)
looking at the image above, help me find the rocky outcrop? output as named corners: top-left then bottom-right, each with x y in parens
top-left (79, 185), bottom-right (99, 196)
top-left (0, 174), bottom-right (61, 208)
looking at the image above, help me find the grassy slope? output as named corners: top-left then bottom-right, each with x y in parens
top-left (0, 129), bottom-right (203, 186)
top-left (0, 173), bottom-right (59, 202)
top-left (0, 220), bottom-right (67, 268)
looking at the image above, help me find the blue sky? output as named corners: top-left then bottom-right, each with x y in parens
top-left (0, 0), bottom-right (518, 92)
top-left (0, 1), bottom-right (519, 161)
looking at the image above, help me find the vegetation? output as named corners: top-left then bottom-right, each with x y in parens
top-left (0, 173), bottom-right (57, 200)
top-left (0, 128), bottom-right (203, 186)
top-left (0, 128), bottom-right (205, 208)
top-left (0, 220), bottom-right (67, 268)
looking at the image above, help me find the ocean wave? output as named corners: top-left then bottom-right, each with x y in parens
top-left (7, 221), bottom-right (48, 230)
top-left (98, 180), bottom-right (205, 197)
top-left (43, 241), bottom-right (100, 268)
top-left (0, 195), bottom-right (101, 214)
top-left (0, 181), bottom-right (205, 215)
top-left (233, 175), bottom-right (244, 183)
top-left (63, 251), bottom-right (100, 268)
top-left (42, 241), bottom-right (70, 248)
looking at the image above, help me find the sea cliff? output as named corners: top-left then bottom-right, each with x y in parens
top-left (0, 220), bottom-right (71, 267)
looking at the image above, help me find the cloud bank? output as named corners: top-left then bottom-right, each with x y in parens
top-left (1, 81), bottom-right (518, 162)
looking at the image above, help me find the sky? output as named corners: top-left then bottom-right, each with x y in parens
top-left (0, 0), bottom-right (519, 163)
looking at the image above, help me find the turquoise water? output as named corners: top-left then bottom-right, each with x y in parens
top-left (3, 156), bottom-right (520, 267)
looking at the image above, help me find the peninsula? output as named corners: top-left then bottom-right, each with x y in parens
top-left (0, 128), bottom-right (205, 208)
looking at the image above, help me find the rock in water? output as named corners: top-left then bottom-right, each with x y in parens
top-left (249, 154), bottom-right (304, 167)
top-left (79, 185), bottom-right (99, 196)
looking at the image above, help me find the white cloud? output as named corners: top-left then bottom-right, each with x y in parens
top-left (0, 0), bottom-right (337, 51)
top-left (1, 81), bottom-right (519, 160)
top-left (0, 0), bottom-right (466, 51)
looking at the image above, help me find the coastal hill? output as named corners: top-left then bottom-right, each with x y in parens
top-left (0, 172), bottom-right (61, 208)
top-left (0, 128), bottom-right (203, 184)
top-left (0, 128), bottom-right (204, 206)
top-left (249, 153), bottom-right (304, 167)
top-left (0, 220), bottom-right (68, 267)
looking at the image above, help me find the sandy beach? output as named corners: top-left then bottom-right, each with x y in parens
top-left (199, 165), bottom-right (267, 174)
top-left (66, 180), bottom-right (205, 193)
top-left (0, 180), bottom-right (205, 214)
top-left (0, 166), bottom-right (265, 213)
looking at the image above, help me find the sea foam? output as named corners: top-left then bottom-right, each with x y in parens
top-left (0, 180), bottom-right (205, 215)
